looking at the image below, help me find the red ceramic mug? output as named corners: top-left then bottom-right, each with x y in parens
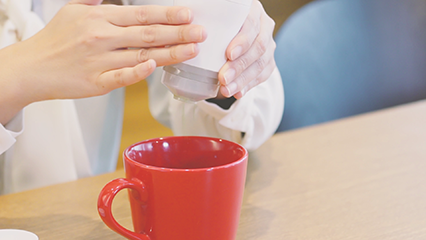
top-left (98, 136), bottom-right (248, 240)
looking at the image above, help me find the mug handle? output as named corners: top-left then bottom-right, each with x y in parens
top-left (97, 178), bottom-right (150, 240)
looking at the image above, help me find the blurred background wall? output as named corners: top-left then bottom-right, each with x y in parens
top-left (274, 0), bottom-right (426, 132)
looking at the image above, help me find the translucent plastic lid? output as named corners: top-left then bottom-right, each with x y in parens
top-left (161, 63), bottom-right (220, 102)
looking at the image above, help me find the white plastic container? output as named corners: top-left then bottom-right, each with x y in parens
top-left (161, 0), bottom-right (252, 102)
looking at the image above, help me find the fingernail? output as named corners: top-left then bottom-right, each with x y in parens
top-left (223, 86), bottom-right (231, 97)
top-left (178, 9), bottom-right (191, 22)
top-left (230, 46), bottom-right (242, 60)
top-left (143, 59), bottom-right (156, 71)
top-left (226, 82), bottom-right (238, 96)
top-left (236, 89), bottom-right (245, 99)
top-left (223, 69), bottom-right (235, 84)
top-left (184, 43), bottom-right (196, 56)
top-left (190, 27), bottom-right (205, 41)
top-left (147, 59), bottom-right (156, 69)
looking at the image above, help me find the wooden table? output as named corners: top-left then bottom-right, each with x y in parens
top-left (1, 100), bottom-right (426, 239)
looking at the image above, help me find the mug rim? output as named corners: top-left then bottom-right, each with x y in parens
top-left (123, 136), bottom-right (248, 172)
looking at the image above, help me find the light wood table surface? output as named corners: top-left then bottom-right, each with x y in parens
top-left (1, 100), bottom-right (426, 239)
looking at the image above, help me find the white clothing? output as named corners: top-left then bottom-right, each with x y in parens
top-left (147, 67), bottom-right (283, 151)
top-left (0, 0), bottom-right (124, 194)
top-left (0, 0), bottom-right (284, 195)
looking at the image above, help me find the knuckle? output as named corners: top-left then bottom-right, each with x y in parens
top-left (178, 26), bottom-right (186, 42)
top-left (169, 47), bottom-right (178, 61)
top-left (136, 6), bottom-right (149, 24)
top-left (241, 35), bottom-right (252, 50)
top-left (237, 74), bottom-right (249, 89)
top-left (78, 31), bottom-right (103, 47)
top-left (77, 8), bottom-right (109, 44)
top-left (166, 7), bottom-right (175, 24)
top-left (249, 16), bottom-right (261, 35)
top-left (246, 13), bottom-right (256, 28)
top-left (255, 56), bottom-right (267, 71)
top-left (138, 48), bottom-right (150, 63)
top-left (255, 37), bottom-right (267, 55)
top-left (271, 39), bottom-right (277, 51)
top-left (236, 57), bottom-right (249, 73)
top-left (86, 8), bottom-right (105, 20)
top-left (114, 70), bottom-right (125, 87)
top-left (142, 26), bottom-right (156, 43)
top-left (132, 67), bottom-right (142, 81)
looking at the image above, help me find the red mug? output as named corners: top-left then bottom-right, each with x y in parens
top-left (98, 136), bottom-right (248, 240)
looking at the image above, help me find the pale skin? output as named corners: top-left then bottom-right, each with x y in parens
top-left (0, 0), bottom-right (277, 125)
top-left (219, 0), bottom-right (277, 99)
top-left (0, 0), bottom-right (206, 125)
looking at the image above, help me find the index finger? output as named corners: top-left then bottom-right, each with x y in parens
top-left (103, 5), bottom-right (194, 26)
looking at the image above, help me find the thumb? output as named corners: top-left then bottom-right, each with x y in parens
top-left (68, 0), bottom-right (103, 5)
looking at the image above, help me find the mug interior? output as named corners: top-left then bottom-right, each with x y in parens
top-left (125, 136), bottom-right (246, 169)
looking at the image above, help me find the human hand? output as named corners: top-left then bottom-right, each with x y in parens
top-left (217, 0), bottom-right (276, 99)
top-left (12, 0), bottom-right (207, 103)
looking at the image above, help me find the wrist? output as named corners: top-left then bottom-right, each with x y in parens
top-left (0, 42), bottom-right (37, 125)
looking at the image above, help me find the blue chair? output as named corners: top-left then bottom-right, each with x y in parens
top-left (275, 0), bottom-right (426, 132)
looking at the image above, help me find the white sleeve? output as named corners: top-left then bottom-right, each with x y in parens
top-left (0, 111), bottom-right (24, 155)
top-left (147, 67), bottom-right (284, 151)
